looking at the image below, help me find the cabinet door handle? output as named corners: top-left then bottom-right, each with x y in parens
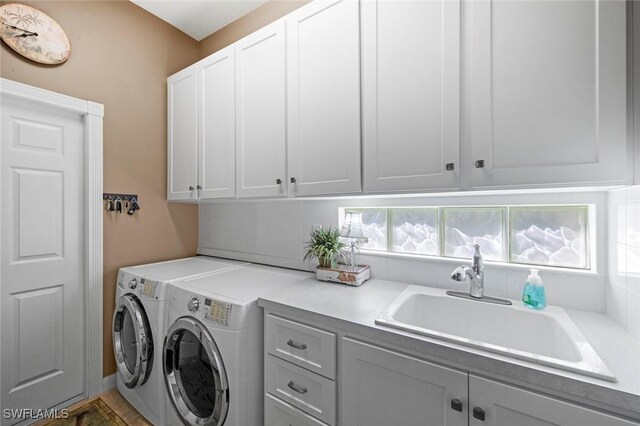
top-left (276, 178), bottom-right (282, 185)
top-left (189, 186), bottom-right (194, 191)
top-left (290, 177), bottom-right (297, 184)
top-left (450, 399), bottom-right (463, 412)
top-left (196, 185), bottom-right (202, 190)
top-left (445, 163), bottom-right (455, 171)
top-left (473, 407), bottom-right (486, 421)
top-left (287, 339), bottom-right (307, 350)
top-left (287, 380), bottom-right (307, 394)
top-left (475, 160), bottom-right (485, 168)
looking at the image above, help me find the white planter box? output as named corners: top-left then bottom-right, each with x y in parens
top-left (315, 265), bottom-right (370, 287)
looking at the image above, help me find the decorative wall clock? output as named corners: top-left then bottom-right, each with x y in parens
top-left (0, 3), bottom-right (70, 64)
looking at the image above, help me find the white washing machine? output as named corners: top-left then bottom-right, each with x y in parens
top-left (112, 256), bottom-right (248, 425)
top-left (163, 266), bottom-right (306, 426)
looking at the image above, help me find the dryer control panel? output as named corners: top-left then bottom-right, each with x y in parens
top-left (204, 298), bottom-right (231, 326)
top-left (140, 279), bottom-right (158, 299)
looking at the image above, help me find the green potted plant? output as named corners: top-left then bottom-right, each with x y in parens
top-left (303, 226), bottom-right (348, 269)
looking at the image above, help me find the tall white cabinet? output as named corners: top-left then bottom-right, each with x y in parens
top-left (198, 46), bottom-right (236, 199)
top-left (464, 0), bottom-right (631, 189)
top-left (167, 65), bottom-right (198, 201)
top-left (286, 0), bottom-right (362, 196)
top-left (361, 0), bottom-right (460, 193)
top-left (235, 21), bottom-right (287, 198)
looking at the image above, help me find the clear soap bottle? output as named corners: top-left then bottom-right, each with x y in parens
top-left (522, 268), bottom-right (546, 310)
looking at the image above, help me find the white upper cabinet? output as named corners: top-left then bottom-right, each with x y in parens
top-left (198, 46), bottom-right (236, 199)
top-left (235, 21), bottom-right (287, 198)
top-left (362, 0), bottom-right (460, 193)
top-left (286, 0), bottom-right (361, 197)
top-left (464, 0), bottom-right (631, 189)
top-left (167, 65), bottom-right (198, 201)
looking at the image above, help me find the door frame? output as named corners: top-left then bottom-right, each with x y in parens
top-left (0, 78), bottom-right (104, 399)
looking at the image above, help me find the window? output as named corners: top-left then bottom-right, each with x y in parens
top-left (443, 208), bottom-right (504, 261)
top-left (342, 205), bottom-right (591, 270)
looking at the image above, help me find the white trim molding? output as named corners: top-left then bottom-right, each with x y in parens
top-left (102, 373), bottom-right (117, 392)
top-left (0, 78), bottom-right (104, 399)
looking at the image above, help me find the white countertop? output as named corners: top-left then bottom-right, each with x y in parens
top-left (254, 266), bottom-right (640, 420)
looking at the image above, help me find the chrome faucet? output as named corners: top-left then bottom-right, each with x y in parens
top-left (447, 244), bottom-right (512, 305)
top-left (451, 244), bottom-right (485, 298)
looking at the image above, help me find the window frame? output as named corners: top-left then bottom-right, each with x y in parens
top-left (341, 204), bottom-right (592, 271)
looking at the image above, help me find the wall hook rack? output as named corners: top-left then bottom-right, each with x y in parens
top-left (103, 193), bottom-right (140, 215)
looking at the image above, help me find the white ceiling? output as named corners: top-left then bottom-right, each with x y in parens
top-left (131, 0), bottom-right (269, 41)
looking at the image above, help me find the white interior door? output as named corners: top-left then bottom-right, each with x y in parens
top-left (1, 98), bottom-right (85, 425)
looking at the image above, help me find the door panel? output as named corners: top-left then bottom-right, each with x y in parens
top-left (286, 0), bottom-right (361, 196)
top-left (466, 0), bottom-right (630, 188)
top-left (199, 46), bottom-right (236, 199)
top-left (1, 99), bottom-right (84, 425)
top-left (341, 338), bottom-right (468, 426)
top-left (469, 375), bottom-right (638, 426)
top-left (167, 65), bottom-right (198, 201)
top-left (236, 21), bottom-right (287, 198)
top-left (362, 0), bottom-right (460, 192)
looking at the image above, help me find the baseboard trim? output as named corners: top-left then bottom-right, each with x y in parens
top-left (102, 373), bottom-right (116, 392)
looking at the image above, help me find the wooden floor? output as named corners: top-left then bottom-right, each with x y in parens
top-left (34, 388), bottom-right (152, 426)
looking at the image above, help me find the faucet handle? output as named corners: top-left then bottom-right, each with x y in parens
top-left (451, 266), bottom-right (468, 281)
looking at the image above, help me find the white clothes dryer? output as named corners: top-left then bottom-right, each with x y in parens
top-left (163, 266), bottom-right (307, 426)
top-left (112, 256), bottom-right (247, 425)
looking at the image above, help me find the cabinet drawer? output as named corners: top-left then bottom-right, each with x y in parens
top-left (265, 314), bottom-right (336, 379)
top-left (265, 393), bottom-right (330, 426)
top-left (266, 354), bottom-right (336, 425)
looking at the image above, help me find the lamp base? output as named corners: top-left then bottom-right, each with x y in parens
top-left (316, 264), bottom-right (371, 287)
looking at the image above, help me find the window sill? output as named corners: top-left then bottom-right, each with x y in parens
top-left (358, 249), bottom-right (600, 277)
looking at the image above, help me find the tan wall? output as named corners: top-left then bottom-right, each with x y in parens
top-left (0, 0), bottom-right (200, 376)
top-left (198, 0), bottom-right (309, 58)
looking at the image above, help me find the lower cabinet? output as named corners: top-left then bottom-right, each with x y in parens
top-left (264, 312), bottom-right (639, 426)
top-left (341, 338), bottom-right (468, 426)
top-left (469, 375), bottom-right (637, 426)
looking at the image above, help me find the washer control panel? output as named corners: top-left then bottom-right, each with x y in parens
top-left (204, 298), bottom-right (231, 326)
top-left (139, 278), bottom-right (158, 298)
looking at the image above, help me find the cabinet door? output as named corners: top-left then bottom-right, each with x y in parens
top-left (341, 338), bottom-right (468, 426)
top-left (167, 65), bottom-right (198, 201)
top-left (465, 0), bottom-right (631, 189)
top-left (198, 46), bottom-right (236, 199)
top-left (469, 375), bottom-right (638, 426)
top-left (235, 20), bottom-right (287, 198)
top-left (362, 0), bottom-right (460, 193)
top-left (286, 0), bottom-right (361, 197)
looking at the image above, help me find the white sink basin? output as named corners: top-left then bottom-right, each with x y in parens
top-left (375, 286), bottom-right (616, 382)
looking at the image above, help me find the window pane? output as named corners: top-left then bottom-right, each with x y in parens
top-left (444, 208), bottom-right (504, 261)
top-left (392, 209), bottom-right (438, 255)
top-left (347, 209), bottom-right (387, 251)
top-left (509, 206), bottom-right (588, 269)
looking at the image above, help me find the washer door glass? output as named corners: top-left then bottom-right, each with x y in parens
top-left (113, 294), bottom-right (154, 388)
top-left (164, 317), bottom-right (229, 426)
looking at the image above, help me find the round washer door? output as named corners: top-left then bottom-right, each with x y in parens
top-left (163, 317), bottom-right (229, 426)
top-left (113, 294), bottom-right (154, 388)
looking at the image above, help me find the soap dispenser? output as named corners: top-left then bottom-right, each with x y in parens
top-left (522, 268), bottom-right (546, 310)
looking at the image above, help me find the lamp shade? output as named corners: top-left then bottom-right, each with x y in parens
top-left (340, 211), bottom-right (369, 242)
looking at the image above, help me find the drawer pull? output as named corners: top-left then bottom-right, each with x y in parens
top-left (287, 339), bottom-right (307, 350)
top-left (287, 380), bottom-right (308, 395)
